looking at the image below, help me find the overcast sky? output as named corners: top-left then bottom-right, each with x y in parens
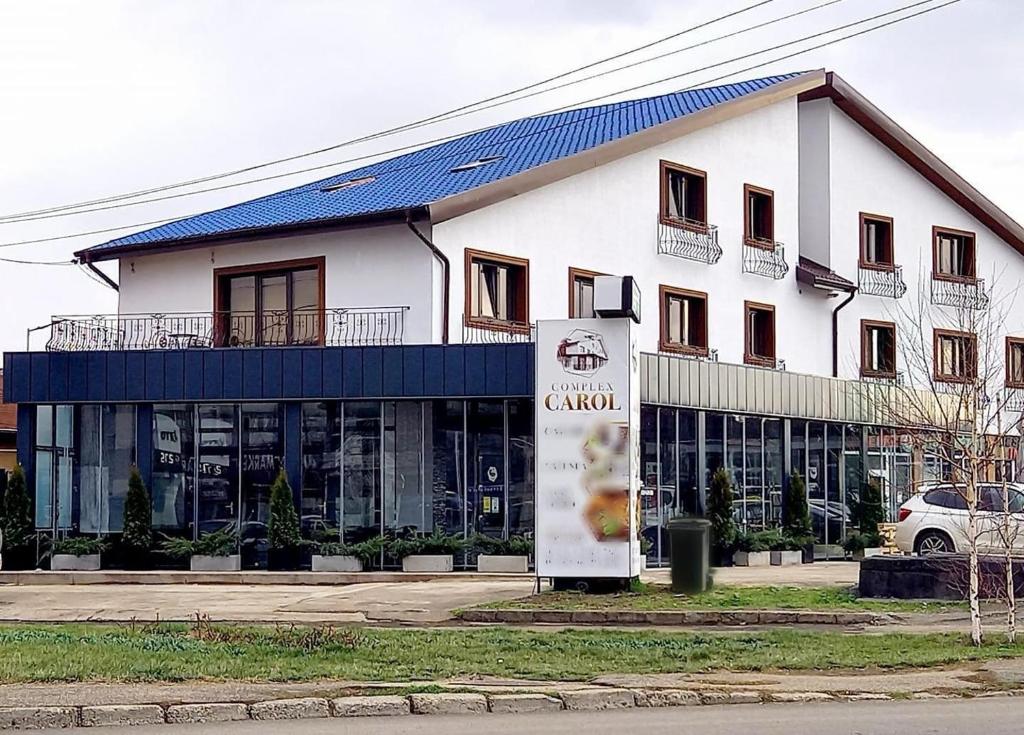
top-left (0, 0), bottom-right (1021, 353)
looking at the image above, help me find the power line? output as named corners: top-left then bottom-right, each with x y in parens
top-left (0, 0), bottom-right (946, 228)
top-left (0, 0), bottom-right (962, 253)
top-left (0, 256), bottom-right (75, 266)
top-left (0, 0), bottom-right (777, 222)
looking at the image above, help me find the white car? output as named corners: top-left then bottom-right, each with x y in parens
top-left (894, 483), bottom-right (1024, 555)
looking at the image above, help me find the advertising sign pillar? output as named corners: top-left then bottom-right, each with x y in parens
top-left (535, 318), bottom-right (641, 585)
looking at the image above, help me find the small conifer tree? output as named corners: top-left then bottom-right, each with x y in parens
top-left (1, 465), bottom-right (33, 553)
top-left (122, 466), bottom-right (152, 553)
top-left (267, 469), bottom-right (301, 550)
top-left (783, 469), bottom-right (814, 542)
top-left (707, 468), bottom-right (737, 563)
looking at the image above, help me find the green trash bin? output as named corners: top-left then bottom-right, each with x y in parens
top-left (666, 517), bottom-right (711, 594)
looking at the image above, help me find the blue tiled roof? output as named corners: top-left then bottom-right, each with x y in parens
top-left (84, 73), bottom-right (806, 255)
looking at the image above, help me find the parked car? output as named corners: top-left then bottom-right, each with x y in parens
top-left (893, 483), bottom-right (1024, 555)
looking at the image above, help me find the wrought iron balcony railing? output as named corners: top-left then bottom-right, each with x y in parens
top-left (1002, 388), bottom-right (1024, 412)
top-left (462, 317), bottom-right (534, 344)
top-left (43, 307), bottom-right (409, 351)
top-left (930, 274), bottom-right (989, 310)
top-left (741, 238), bottom-right (789, 280)
top-left (858, 264), bottom-right (907, 299)
top-left (745, 355), bottom-right (786, 371)
top-left (657, 216), bottom-right (722, 265)
top-left (862, 371), bottom-right (905, 386)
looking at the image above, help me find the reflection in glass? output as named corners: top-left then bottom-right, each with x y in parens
top-left (826, 424), bottom-right (843, 545)
top-left (196, 404), bottom-right (239, 537)
top-left (744, 419), bottom-right (763, 530)
top-left (240, 403), bottom-right (283, 568)
top-left (384, 402), bottom-right (426, 536)
top-left (844, 424), bottom-right (864, 535)
top-left (425, 401), bottom-right (465, 536)
top-left (34, 450), bottom-right (53, 529)
top-left (640, 407), bottom-right (659, 558)
top-left (807, 422), bottom-right (825, 543)
top-left (79, 405), bottom-right (136, 534)
top-left (152, 404), bottom-right (195, 535)
top-left (300, 402), bottom-right (341, 540)
top-left (726, 416), bottom-right (744, 525)
top-left (656, 408), bottom-right (677, 559)
top-left (342, 402), bottom-right (381, 542)
top-left (764, 419), bottom-right (783, 528)
top-left (467, 401), bottom-right (505, 538)
top-left (705, 413), bottom-right (724, 486)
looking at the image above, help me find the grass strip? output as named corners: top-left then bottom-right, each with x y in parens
top-left (0, 623), bottom-right (1013, 684)
top-left (470, 584), bottom-right (964, 613)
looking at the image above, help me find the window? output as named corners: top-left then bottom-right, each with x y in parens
top-left (934, 329), bottom-right (977, 383)
top-left (860, 213), bottom-right (894, 269)
top-left (659, 161), bottom-right (707, 229)
top-left (933, 227), bottom-right (976, 281)
top-left (744, 184), bottom-right (774, 247)
top-left (1007, 337), bottom-right (1024, 388)
top-left (659, 286), bottom-right (708, 356)
top-left (744, 301), bottom-right (776, 366)
top-left (465, 249), bottom-right (529, 329)
top-left (568, 267), bottom-right (603, 319)
top-left (923, 487), bottom-right (968, 511)
top-left (214, 257), bottom-right (324, 347)
top-left (861, 320), bottom-right (897, 378)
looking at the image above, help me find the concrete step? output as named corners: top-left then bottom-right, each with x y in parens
top-left (0, 570), bottom-right (532, 586)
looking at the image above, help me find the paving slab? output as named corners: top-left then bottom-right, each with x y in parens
top-left (79, 704), bottom-right (165, 727)
top-left (249, 698), bottom-right (330, 721)
top-left (0, 707), bottom-right (77, 730)
top-left (331, 696), bottom-right (410, 717)
top-left (165, 703), bottom-right (249, 724)
top-left (408, 693), bottom-right (488, 715)
top-left (558, 689), bottom-right (636, 711)
top-left (487, 694), bottom-right (563, 714)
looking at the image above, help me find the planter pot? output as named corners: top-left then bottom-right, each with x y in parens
top-left (814, 544), bottom-right (844, 561)
top-left (770, 550), bottom-right (803, 566)
top-left (311, 555), bottom-right (363, 572)
top-left (732, 551), bottom-right (771, 567)
top-left (51, 554), bottom-right (101, 571)
top-left (402, 554), bottom-right (454, 573)
top-left (801, 542), bottom-right (815, 564)
top-left (477, 554), bottom-right (529, 573)
top-left (267, 547), bottom-right (302, 571)
top-left (853, 547), bottom-right (883, 560)
top-left (190, 554), bottom-right (241, 572)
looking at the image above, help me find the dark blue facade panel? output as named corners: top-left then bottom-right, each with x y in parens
top-left (4, 344), bottom-right (535, 404)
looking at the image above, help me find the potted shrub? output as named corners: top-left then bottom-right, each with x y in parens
top-left (0, 465), bottom-right (35, 570)
top-left (843, 531), bottom-right (883, 560)
top-left (847, 479), bottom-right (886, 559)
top-left (639, 536), bottom-right (653, 571)
top-left (51, 536), bottom-right (106, 571)
top-left (707, 468), bottom-right (737, 567)
top-left (732, 530), bottom-right (771, 567)
top-left (783, 470), bottom-right (816, 563)
top-left (312, 536), bottom-right (385, 572)
top-left (473, 534), bottom-right (532, 573)
top-left (390, 530), bottom-right (467, 572)
top-left (267, 470), bottom-right (302, 571)
top-left (161, 529), bottom-right (240, 571)
top-left (121, 467), bottom-right (152, 569)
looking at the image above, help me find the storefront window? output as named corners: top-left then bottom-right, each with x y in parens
top-left (743, 418), bottom-right (763, 530)
top-left (678, 410), bottom-right (699, 516)
top-left (467, 401), bottom-right (506, 538)
top-left (152, 404), bottom-right (195, 536)
top-left (825, 423), bottom-right (843, 544)
top-left (844, 424), bottom-right (864, 534)
top-left (726, 415), bottom-right (744, 525)
top-left (342, 402), bottom-right (381, 542)
top-left (196, 404), bottom-right (239, 537)
top-left (384, 402), bottom-right (426, 536)
top-left (640, 406), bottom-right (660, 555)
top-left (807, 422), bottom-right (825, 543)
top-left (79, 405), bottom-right (136, 534)
top-left (240, 403), bottom-right (283, 568)
top-left (764, 418), bottom-right (783, 528)
top-left (300, 402), bottom-right (341, 540)
top-left (507, 399), bottom-right (534, 537)
top-left (424, 400), bottom-right (465, 536)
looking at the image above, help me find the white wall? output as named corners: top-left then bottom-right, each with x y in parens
top-left (824, 99), bottom-right (1024, 386)
top-left (116, 223), bottom-right (437, 344)
top-left (798, 98), bottom-right (831, 267)
top-left (434, 98), bottom-right (837, 376)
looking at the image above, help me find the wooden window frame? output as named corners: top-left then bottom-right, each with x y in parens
top-left (213, 256), bottom-right (326, 346)
top-left (743, 184), bottom-right (775, 249)
top-left (659, 160), bottom-right (708, 233)
top-left (567, 267), bottom-right (605, 319)
top-left (463, 248), bottom-right (531, 334)
top-left (658, 285), bottom-right (709, 357)
top-left (933, 328), bottom-right (978, 384)
top-left (860, 319), bottom-right (897, 378)
top-left (859, 212), bottom-right (895, 271)
top-left (932, 226), bottom-right (977, 283)
top-left (1006, 336), bottom-right (1024, 389)
top-left (743, 300), bottom-right (776, 367)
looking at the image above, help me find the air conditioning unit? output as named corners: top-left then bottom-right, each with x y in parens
top-left (594, 275), bottom-right (641, 324)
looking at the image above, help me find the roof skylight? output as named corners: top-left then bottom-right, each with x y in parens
top-left (321, 176), bottom-right (376, 193)
top-left (449, 155), bottom-right (504, 173)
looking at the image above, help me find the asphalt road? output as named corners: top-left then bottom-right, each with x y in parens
top-left (42, 698), bottom-right (1024, 735)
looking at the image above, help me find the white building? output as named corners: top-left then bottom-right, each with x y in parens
top-left (9, 69), bottom-right (1024, 565)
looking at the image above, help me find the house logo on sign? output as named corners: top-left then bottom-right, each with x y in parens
top-left (556, 329), bottom-right (609, 377)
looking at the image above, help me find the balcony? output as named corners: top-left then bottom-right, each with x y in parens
top-left (41, 307), bottom-right (409, 351)
top-left (657, 216), bottom-right (722, 265)
top-left (1002, 388), bottom-right (1024, 413)
top-left (930, 274), bottom-right (989, 310)
top-left (462, 317), bottom-right (534, 344)
top-left (742, 238), bottom-right (789, 280)
top-left (862, 371), bottom-right (905, 386)
top-left (858, 264), bottom-right (907, 299)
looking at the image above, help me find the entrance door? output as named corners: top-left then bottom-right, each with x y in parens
top-left (466, 401), bottom-right (506, 538)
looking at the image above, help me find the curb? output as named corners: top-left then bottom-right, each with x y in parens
top-left (458, 609), bottom-right (887, 626)
top-left (0, 688), bottom-right (1018, 729)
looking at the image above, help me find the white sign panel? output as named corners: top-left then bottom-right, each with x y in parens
top-left (535, 318), bottom-right (641, 579)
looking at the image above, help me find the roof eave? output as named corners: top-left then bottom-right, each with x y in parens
top-left (429, 70), bottom-right (827, 224)
top-left (75, 207), bottom-right (430, 263)
top-left (799, 72), bottom-right (1024, 255)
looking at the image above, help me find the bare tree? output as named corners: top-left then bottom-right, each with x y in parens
top-left (874, 263), bottom-right (1020, 646)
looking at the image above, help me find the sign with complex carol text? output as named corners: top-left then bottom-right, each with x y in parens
top-left (535, 319), bottom-right (641, 579)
